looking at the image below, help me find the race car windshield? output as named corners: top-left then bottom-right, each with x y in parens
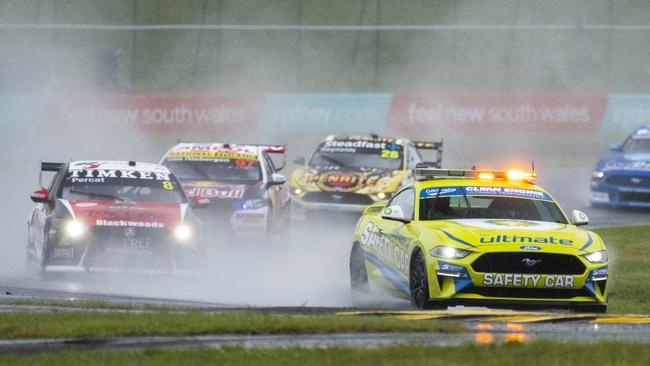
top-left (622, 137), bottom-right (650, 153)
top-left (310, 143), bottom-right (403, 170)
top-left (420, 195), bottom-right (568, 224)
top-left (61, 171), bottom-right (185, 203)
top-left (165, 160), bottom-right (262, 182)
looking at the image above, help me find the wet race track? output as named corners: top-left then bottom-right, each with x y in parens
top-left (1, 168), bottom-right (650, 349)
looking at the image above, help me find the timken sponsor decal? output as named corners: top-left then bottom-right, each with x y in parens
top-left (482, 273), bottom-right (575, 289)
top-left (69, 170), bottom-right (171, 181)
top-left (96, 220), bottom-right (165, 228)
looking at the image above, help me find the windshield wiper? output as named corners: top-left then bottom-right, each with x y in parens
top-left (69, 190), bottom-right (126, 202)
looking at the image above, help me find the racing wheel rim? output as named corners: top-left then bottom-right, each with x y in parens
top-left (410, 250), bottom-right (429, 309)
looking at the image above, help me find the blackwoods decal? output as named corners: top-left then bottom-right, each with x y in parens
top-left (360, 222), bottom-right (409, 273)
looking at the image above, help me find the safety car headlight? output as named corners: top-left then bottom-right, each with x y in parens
top-left (174, 225), bottom-right (193, 242)
top-left (592, 171), bottom-right (605, 179)
top-left (584, 250), bottom-right (608, 263)
top-left (241, 199), bottom-right (267, 210)
top-left (430, 246), bottom-right (472, 259)
top-left (64, 220), bottom-right (86, 239)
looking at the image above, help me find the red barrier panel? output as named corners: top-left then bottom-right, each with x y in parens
top-left (387, 94), bottom-right (608, 133)
top-left (44, 95), bottom-right (265, 133)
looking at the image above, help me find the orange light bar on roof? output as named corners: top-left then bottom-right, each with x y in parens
top-left (477, 172), bottom-right (495, 180)
top-left (506, 169), bottom-right (536, 182)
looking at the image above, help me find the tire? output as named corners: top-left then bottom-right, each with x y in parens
top-left (349, 243), bottom-right (369, 293)
top-left (409, 249), bottom-right (433, 309)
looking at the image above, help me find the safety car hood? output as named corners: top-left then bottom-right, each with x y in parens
top-left (179, 180), bottom-right (264, 201)
top-left (422, 219), bottom-right (599, 252)
top-left (60, 199), bottom-right (185, 229)
top-left (596, 152), bottom-right (650, 174)
top-left (290, 166), bottom-right (409, 194)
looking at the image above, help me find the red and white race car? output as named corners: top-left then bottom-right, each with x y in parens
top-left (27, 161), bottom-right (205, 275)
top-left (160, 143), bottom-right (291, 237)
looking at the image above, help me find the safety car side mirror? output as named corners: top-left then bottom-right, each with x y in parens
top-left (609, 143), bottom-right (622, 152)
top-left (570, 209), bottom-right (589, 226)
top-left (270, 173), bottom-right (286, 185)
top-left (294, 156), bottom-right (306, 165)
top-left (381, 205), bottom-right (411, 223)
top-left (30, 188), bottom-right (49, 203)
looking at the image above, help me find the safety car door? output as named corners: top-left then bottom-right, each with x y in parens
top-left (375, 188), bottom-right (416, 275)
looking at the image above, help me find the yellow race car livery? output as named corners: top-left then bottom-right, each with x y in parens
top-left (350, 168), bottom-right (609, 312)
top-left (290, 135), bottom-right (443, 213)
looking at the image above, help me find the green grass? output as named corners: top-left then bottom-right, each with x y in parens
top-left (2, 342), bottom-right (650, 366)
top-left (0, 311), bottom-right (462, 339)
top-left (593, 225), bottom-right (650, 314)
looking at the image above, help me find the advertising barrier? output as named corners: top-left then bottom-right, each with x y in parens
top-left (1, 93), bottom-right (647, 135)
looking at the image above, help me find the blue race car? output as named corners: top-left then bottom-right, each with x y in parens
top-left (591, 125), bottom-right (650, 207)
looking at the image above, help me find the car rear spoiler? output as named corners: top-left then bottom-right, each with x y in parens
top-left (412, 140), bottom-right (443, 169)
top-left (39, 162), bottom-right (64, 189)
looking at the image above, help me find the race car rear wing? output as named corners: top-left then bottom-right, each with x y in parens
top-left (39, 162), bottom-right (64, 189)
top-left (413, 140), bottom-right (443, 169)
top-left (252, 144), bottom-right (287, 171)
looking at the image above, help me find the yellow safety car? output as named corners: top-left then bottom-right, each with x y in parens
top-left (350, 167), bottom-right (609, 312)
top-left (290, 135), bottom-right (443, 215)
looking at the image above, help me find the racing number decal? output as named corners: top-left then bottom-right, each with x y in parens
top-left (235, 159), bottom-right (255, 168)
top-left (380, 150), bottom-right (400, 159)
top-left (162, 181), bottom-right (174, 190)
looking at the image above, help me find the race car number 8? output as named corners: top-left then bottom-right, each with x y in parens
top-left (162, 181), bottom-right (174, 190)
top-left (380, 150), bottom-right (399, 159)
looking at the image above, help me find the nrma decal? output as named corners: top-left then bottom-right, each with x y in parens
top-left (480, 234), bottom-right (573, 245)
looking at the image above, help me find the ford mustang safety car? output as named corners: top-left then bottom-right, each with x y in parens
top-left (290, 135), bottom-right (443, 215)
top-left (161, 143), bottom-right (290, 237)
top-left (27, 161), bottom-right (205, 275)
top-left (350, 167), bottom-right (608, 312)
top-left (591, 124), bottom-right (650, 207)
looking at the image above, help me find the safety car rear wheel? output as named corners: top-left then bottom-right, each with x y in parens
top-left (349, 243), bottom-right (369, 294)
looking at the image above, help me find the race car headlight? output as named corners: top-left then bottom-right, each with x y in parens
top-left (592, 171), bottom-right (605, 179)
top-left (377, 192), bottom-right (387, 200)
top-left (584, 250), bottom-right (608, 263)
top-left (430, 246), bottom-right (472, 259)
top-left (64, 220), bottom-right (85, 239)
top-left (241, 199), bottom-right (267, 210)
top-left (292, 188), bottom-right (303, 195)
top-left (174, 225), bottom-right (193, 242)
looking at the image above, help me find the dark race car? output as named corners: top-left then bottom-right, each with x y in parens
top-left (27, 161), bottom-right (205, 275)
top-left (591, 125), bottom-right (650, 207)
top-left (160, 143), bottom-right (291, 238)
top-left (289, 135), bottom-right (443, 217)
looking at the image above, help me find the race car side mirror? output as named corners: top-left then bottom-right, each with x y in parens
top-left (381, 205), bottom-right (411, 223)
top-left (270, 173), bottom-right (286, 185)
top-left (609, 143), bottom-right (622, 152)
top-left (294, 156), bottom-right (306, 165)
top-left (570, 209), bottom-right (589, 226)
top-left (190, 197), bottom-right (210, 209)
top-left (30, 188), bottom-right (49, 203)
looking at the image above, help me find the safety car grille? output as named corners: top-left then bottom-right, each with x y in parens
top-left (302, 192), bottom-right (374, 205)
top-left (471, 253), bottom-right (586, 275)
top-left (459, 286), bottom-right (590, 299)
top-left (619, 192), bottom-right (650, 203)
top-left (606, 175), bottom-right (650, 188)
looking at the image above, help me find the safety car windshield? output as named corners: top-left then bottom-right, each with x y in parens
top-left (310, 140), bottom-right (403, 170)
top-left (165, 160), bottom-right (262, 182)
top-left (419, 186), bottom-right (568, 224)
top-left (61, 170), bottom-right (185, 203)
